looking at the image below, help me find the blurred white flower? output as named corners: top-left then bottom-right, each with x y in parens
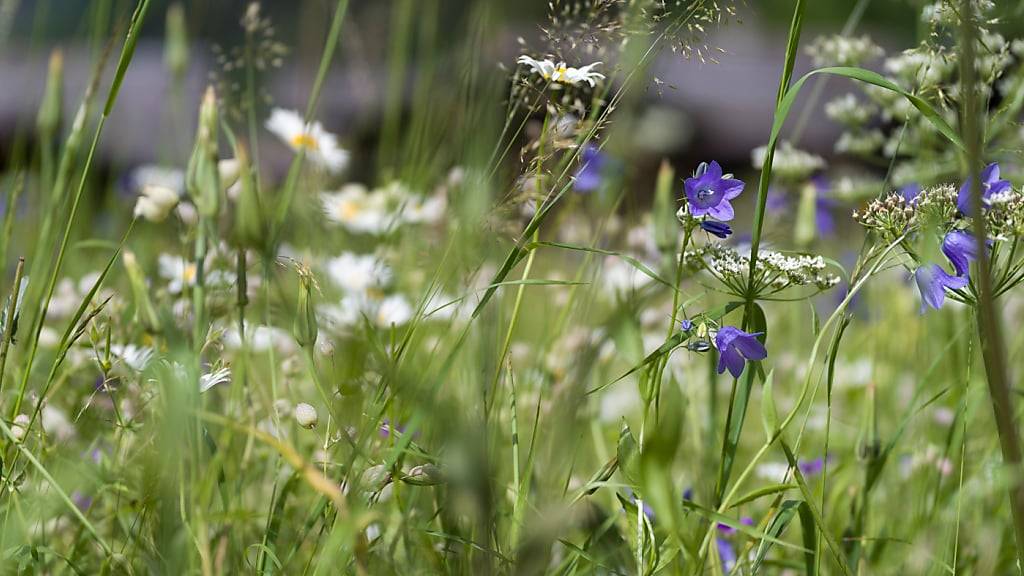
top-left (110, 344), bottom-right (155, 372)
top-left (601, 256), bottom-right (652, 297)
top-left (324, 252), bottom-right (392, 295)
top-left (134, 185), bottom-right (180, 222)
top-left (199, 366), bottom-right (232, 393)
top-left (158, 254), bottom-right (199, 294)
top-left (321, 184), bottom-right (393, 234)
top-left (266, 108), bottom-right (349, 173)
top-left (223, 323), bottom-right (297, 355)
top-left (375, 294), bottom-right (413, 327)
top-left (517, 56), bottom-right (605, 87)
top-left (42, 405), bottom-right (75, 441)
top-left (401, 193), bottom-right (447, 225)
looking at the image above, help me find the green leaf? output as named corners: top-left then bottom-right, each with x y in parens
top-left (773, 67), bottom-right (964, 152)
top-left (752, 500), bottom-right (801, 572)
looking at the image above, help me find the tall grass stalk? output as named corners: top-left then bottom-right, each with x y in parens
top-left (959, 0), bottom-right (1024, 566)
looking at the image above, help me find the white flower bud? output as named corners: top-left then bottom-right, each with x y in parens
top-left (133, 185), bottom-right (180, 222)
top-left (294, 403), bottom-right (318, 429)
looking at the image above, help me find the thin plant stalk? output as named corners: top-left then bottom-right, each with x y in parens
top-left (958, 0), bottom-right (1024, 564)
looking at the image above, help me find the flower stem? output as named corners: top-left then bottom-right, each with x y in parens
top-left (959, 0), bottom-right (1024, 564)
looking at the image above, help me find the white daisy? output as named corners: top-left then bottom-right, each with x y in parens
top-left (517, 56), bottom-right (605, 87)
top-left (158, 254), bottom-right (199, 294)
top-left (320, 184), bottom-right (393, 234)
top-left (324, 252), bottom-right (392, 296)
top-left (265, 108), bottom-right (349, 174)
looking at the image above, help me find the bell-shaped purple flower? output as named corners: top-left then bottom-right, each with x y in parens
top-left (573, 144), bottom-right (607, 193)
top-left (941, 230), bottom-right (982, 278)
top-left (957, 162), bottom-right (1011, 215)
top-left (715, 326), bottom-right (767, 378)
top-left (700, 220), bottom-right (733, 238)
top-left (914, 264), bottom-right (968, 313)
top-left (684, 161), bottom-right (744, 221)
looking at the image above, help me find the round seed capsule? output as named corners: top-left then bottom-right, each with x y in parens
top-left (294, 403), bottom-right (318, 429)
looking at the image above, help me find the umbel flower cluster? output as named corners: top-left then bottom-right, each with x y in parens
top-left (685, 244), bottom-right (841, 297)
top-left (855, 162), bottom-right (1024, 311)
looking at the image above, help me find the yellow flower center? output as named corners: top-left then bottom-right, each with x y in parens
top-left (182, 263), bottom-right (197, 285)
top-left (554, 65), bottom-right (568, 80)
top-left (290, 132), bottom-right (319, 151)
top-left (336, 201), bottom-right (361, 222)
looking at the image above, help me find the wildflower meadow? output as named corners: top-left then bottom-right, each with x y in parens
top-left (2, 0), bottom-right (1024, 573)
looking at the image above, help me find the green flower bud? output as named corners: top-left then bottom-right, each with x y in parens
top-left (37, 50), bottom-right (64, 138)
top-left (293, 269), bottom-right (319, 348)
top-left (164, 3), bottom-right (189, 79)
top-left (187, 87), bottom-right (221, 218)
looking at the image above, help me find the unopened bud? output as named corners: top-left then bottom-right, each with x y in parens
top-left (294, 403), bottom-right (318, 429)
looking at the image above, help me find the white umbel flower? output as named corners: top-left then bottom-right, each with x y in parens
top-left (294, 403), bottom-right (318, 429)
top-left (266, 108), bottom-right (349, 174)
top-left (517, 56), bottom-right (605, 87)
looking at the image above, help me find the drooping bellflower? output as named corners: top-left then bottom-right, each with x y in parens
top-left (941, 229), bottom-right (982, 277)
top-left (914, 264), bottom-right (967, 313)
top-left (714, 326), bottom-right (767, 378)
top-left (684, 161), bottom-right (744, 221)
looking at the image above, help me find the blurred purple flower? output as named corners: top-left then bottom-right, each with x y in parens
top-left (914, 264), bottom-right (967, 313)
top-left (573, 144), bottom-right (607, 193)
top-left (798, 455), bottom-right (834, 477)
top-left (900, 183), bottom-right (922, 204)
top-left (957, 162), bottom-right (1010, 215)
top-left (684, 161), bottom-right (744, 221)
top-left (716, 538), bottom-right (737, 572)
top-left (715, 326), bottom-right (767, 378)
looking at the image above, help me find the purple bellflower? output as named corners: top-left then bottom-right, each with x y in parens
top-left (684, 161), bottom-right (744, 221)
top-left (941, 229), bottom-right (983, 277)
top-left (957, 162), bottom-right (1011, 215)
top-left (715, 326), bottom-right (767, 378)
top-left (573, 144), bottom-right (607, 193)
top-left (914, 264), bottom-right (967, 313)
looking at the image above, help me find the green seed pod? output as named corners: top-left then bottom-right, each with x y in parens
top-left (187, 87), bottom-right (221, 218)
top-left (794, 181), bottom-right (817, 247)
top-left (231, 144), bottom-right (266, 249)
top-left (293, 269), bottom-right (319, 348)
top-left (164, 3), bottom-right (189, 79)
top-left (401, 464), bottom-right (445, 486)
